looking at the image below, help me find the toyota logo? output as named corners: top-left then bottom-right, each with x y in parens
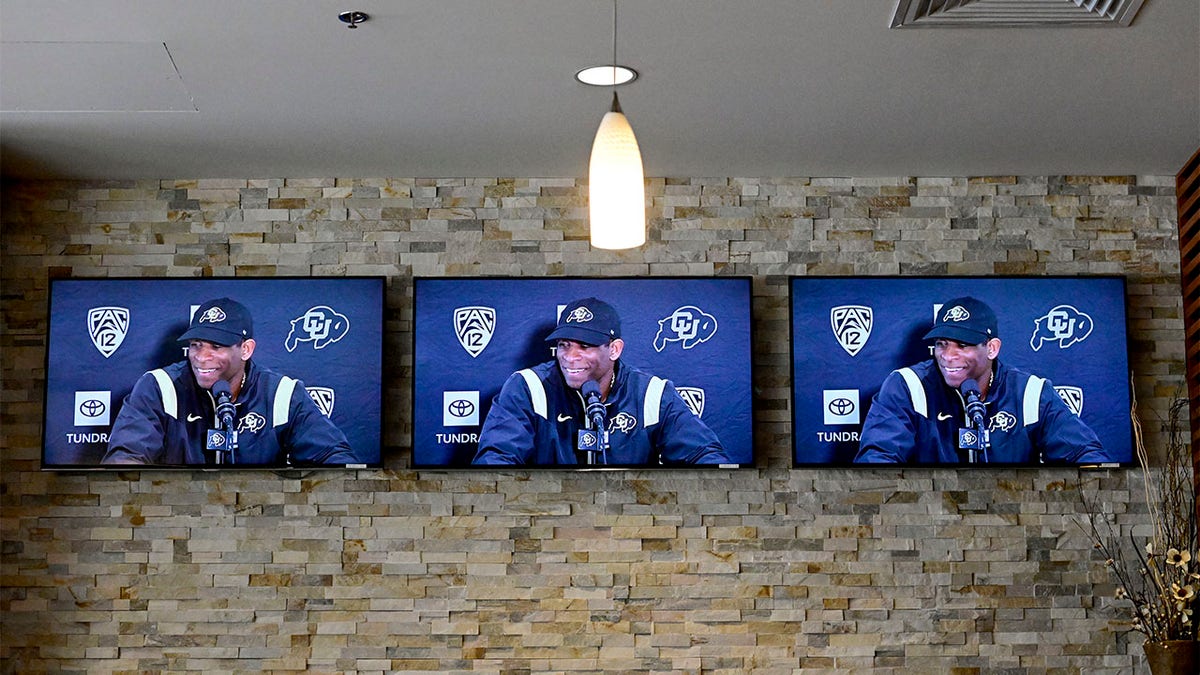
top-left (79, 398), bottom-right (107, 418)
top-left (827, 397), bottom-right (855, 416)
top-left (448, 399), bottom-right (475, 418)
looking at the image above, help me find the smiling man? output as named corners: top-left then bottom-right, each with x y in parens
top-left (855, 296), bottom-right (1109, 465)
top-left (103, 297), bottom-right (357, 466)
top-left (472, 297), bottom-right (729, 466)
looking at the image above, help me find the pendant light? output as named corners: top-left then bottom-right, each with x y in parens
top-left (586, 0), bottom-right (645, 250)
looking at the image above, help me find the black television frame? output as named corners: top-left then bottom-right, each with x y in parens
top-left (411, 276), bottom-right (756, 470)
top-left (40, 276), bottom-right (386, 470)
top-left (789, 274), bottom-right (1135, 468)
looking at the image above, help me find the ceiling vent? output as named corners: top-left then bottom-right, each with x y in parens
top-left (891, 0), bottom-right (1146, 27)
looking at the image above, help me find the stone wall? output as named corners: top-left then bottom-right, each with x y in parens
top-left (0, 175), bottom-right (1186, 673)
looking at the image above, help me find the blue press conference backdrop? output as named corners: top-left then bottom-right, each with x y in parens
top-left (413, 277), bottom-right (755, 467)
top-left (42, 277), bottom-right (384, 468)
top-left (790, 276), bottom-right (1133, 466)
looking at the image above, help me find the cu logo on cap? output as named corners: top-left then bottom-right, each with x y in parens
top-left (827, 397), bottom-right (855, 417)
top-left (198, 307), bottom-right (228, 324)
top-left (447, 399), bottom-right (476, 418)
top-left (78, 398), bottom-right (107, 418)
top-left (565, 307), bottom-right (594, 324)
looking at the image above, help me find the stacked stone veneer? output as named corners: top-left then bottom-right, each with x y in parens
top-left (0, 175), bottom-right (1187, 673)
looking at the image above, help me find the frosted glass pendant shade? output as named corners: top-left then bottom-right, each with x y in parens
top-left (588, 93), bottom-right (645, 250)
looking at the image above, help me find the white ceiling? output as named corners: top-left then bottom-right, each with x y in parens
top-left (1, 0), bottom-right (1197, 180)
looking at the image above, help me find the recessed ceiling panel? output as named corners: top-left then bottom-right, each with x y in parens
top-left (0, 41), bottom-right (196, 112)
top-left (891, 0), bottom-right (1147, 27)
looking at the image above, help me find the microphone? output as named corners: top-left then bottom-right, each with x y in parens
top-left (960, 378), bottom-right (986, 430)
top-left (212, 379), bottom-right (236, 432)
top-left (581, 380), bottom-right (606, 431)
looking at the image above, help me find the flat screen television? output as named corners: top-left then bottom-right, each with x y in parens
top-left (412, 277), bottom-right (754, 468)
top-left (42, 277), bottom-right (384, 469)
top-left (790, 276), bottom-right (1133, 467)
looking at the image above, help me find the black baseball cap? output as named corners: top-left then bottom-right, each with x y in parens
top-left (923, 296), bottom-right (998, 344)
top-left (178, 297), bottom-right (254, 346)
top-left (545, 297), bottom-right (621, 346)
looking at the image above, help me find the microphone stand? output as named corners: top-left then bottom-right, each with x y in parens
top-left (581, 380), bottom-right (608, 465)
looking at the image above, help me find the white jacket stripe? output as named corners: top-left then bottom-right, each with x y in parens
top-left (274, 376), bottom-right (297, 427)
top-left (149, 369), bottom-right (177, 419)
top-left (518, 369), bottom-right (547, 419)
top-left (1023, 376), bottom-right (1044, 426)
top-left (644, 377), bottom-right (667, 427)
top-left (896, 367), bottom-right (928, 418)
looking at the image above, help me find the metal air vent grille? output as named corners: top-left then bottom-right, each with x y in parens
top-left (891, 0), bottom-right (1146, 28)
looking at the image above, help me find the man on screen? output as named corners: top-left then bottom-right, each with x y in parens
top-left (103, 297), bottom-right (358, 466)
top-left (855, 296), bottom-right (1111, 465)
top-left (472, 297), bottom-right (731, 466)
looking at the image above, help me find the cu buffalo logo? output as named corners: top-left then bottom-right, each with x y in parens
top-left (238, 412), bottom-right (267, 434)
top-left (989, 411), bottom-right (1017, 433)
top-left (608, 412), bottom-right (638, 434)
top-left (830, 305), bottom-right (872, 357)
top-left (454, 306), bottom-right (496, 358)
top-left (653, 306), bottom-right (718, 352)
top-left (1030, 305), bottom-right (1094, 351)
top-left (285, 306), bottom-right (350, 352)
top-left (88, 306), bottom-right (130, 358)
top-left (197, 306), bottom-right (227, 324)
top-left (960, 430), bottom-right (980, 447)
top-left (564, 306), bottom-right (595, 324)
top-left (307, 387), bottom-right (336, 417)
top-left (941, 304), bottom-right (972, 323)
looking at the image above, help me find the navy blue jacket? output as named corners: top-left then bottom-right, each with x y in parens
top-left (473, 360), bottom-right (731, 466)
top-left (103, 360), bottom-right (357, 466)
top-left (855, 360), bottom-right (1110, 464)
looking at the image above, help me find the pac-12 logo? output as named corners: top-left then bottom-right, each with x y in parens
top-left (1030, 305), bottom-right (1093, 351)
top-left (653, 306), bottom-right (717, 352)
top-left (88, 307), bottom-right (130, 358)
top-left (454, 306), bottom-right (496, 358)
top-left (285, 306), bottom-right (350, 352)
top-left (307, 387), bottom-right (336, 417)
top-left (830, 305), bottom-right (872, 357)
top-left (1054, 386), bottom-right (1084, 416)
top-left (676, 387), bottom-right (706, 417)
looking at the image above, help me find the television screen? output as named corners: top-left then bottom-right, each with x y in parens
top-left (413, 277), bottom-right (754, 468)
top-left (42, 277), bottom-right (384, 469)
top-left (790, 276), bottom-right (1133, 467)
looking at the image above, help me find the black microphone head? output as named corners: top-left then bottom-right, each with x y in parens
top-left (581, 379), bottom-right (601, 400)
top-left (960, 378), bottom-right (981, 397)
top-left (211, 379), bottom-right (232, 398)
